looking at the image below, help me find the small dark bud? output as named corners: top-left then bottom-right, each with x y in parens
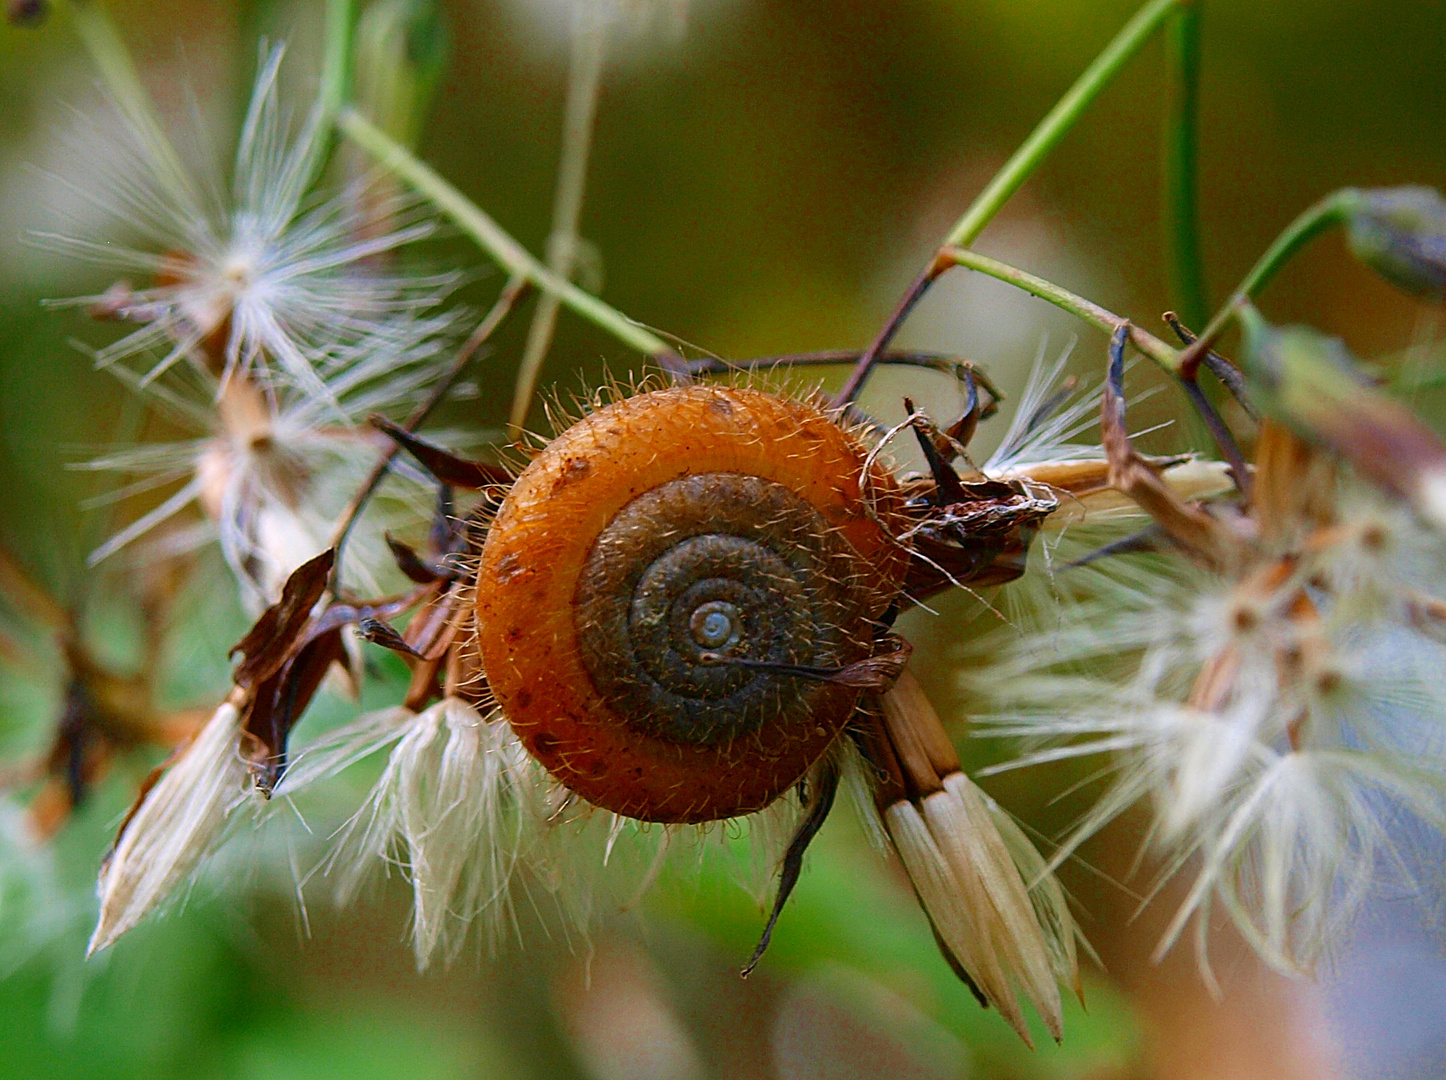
top-left (1344, 185), bottom-right (1446, 298)
top-left (6, 0), bottom-right (49, 26)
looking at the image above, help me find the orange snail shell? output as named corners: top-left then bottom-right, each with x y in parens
top-left (474, 384), bottom-right (908, 824)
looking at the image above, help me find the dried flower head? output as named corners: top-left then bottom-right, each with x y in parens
top-left (79, 325), bottom-right (456, 608)
top-left (42, 46), bottom-right (458, 406)
top-left (82, 361), bottom-right (1149, 1046)
top-left (974, 331), bottom-right (1446, 980)
top-left (39, 45), bottom-right (467, 608)
top-left (1239, 307), bottom-right (1446, 534)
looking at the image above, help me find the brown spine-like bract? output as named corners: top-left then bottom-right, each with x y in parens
top-left (475, 385), bottom-right (905, 823)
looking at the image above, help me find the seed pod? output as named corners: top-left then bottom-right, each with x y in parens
top-left (1240, 305), bottom-right (1446, 530)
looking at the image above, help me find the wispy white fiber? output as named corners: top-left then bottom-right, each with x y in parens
top-left (88, 700), bottom-right (251, 954)
top-left (972, 488), bottom-right (1446, 977)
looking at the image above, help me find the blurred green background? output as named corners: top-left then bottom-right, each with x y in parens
top-left (2, 1), bottom-right (1445, 1078)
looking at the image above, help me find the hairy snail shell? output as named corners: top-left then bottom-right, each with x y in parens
top-left (475, 384), bottom-right (906, 823)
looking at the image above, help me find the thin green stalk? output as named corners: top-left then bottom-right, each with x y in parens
top-left (511, 5), bottom-right (610, 439)
top-left (318, 0), bottom-right (356, 125)
top-left (944, 0), bottom-right (1185, 249)
top-left (65, 1), bottom-right (196, 213)
top-left (838, 0), bottom-right (1188, 407)
top-left (292, 0), bottom-right (356, 193)
top-left (70, 0), bottom-right (355, 205)
top-left (1163, 0), bottom-right (1207, 328)
top-left (941, 246), bottom-right (1183, 375)
top-left (338, 107), bottom-right (672, 359)
top-left (1179, 189), bottom-right (1355, 373)
top-left (289, 0), bottom-right (354, 193)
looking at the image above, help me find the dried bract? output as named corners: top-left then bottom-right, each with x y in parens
top-left (975, 334), bottom-right (1446, 978)
top-left (1240, 307), bottom-right (1446, 534)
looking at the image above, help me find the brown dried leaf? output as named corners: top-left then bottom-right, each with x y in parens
top-left (818, 642), bottom-right (913, 691)
top-left (231, 549), bottom-right (334, 688)
top-left (369, 415), bottom-right (513, 489)
top-left (241, 628), bottom-right (347, 793)
top-left (386, 534), bottom-right (453, 584)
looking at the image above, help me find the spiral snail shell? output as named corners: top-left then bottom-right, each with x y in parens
top-left (475, 384), bottom-right (906, 823)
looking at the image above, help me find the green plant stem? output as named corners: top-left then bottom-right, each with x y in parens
top-left (1163, 0), bottom-right (1207, 328)
top-left (339, 107), bottom-right (672, 359)
top-left (943, 247), bottom-right (1257, 472)
top-left (511, 5), bottom-right (610, 439)
top-left (941, 246), bottom-right (1182, 375)
top-left (318, 0), bottom-right (355, 124)
top-left (836, 0), bottom-right (1188, 407)
top-left (1178, 189), bottom-right (1355, 375)
top-left (944, 0), bottom-right (1186, 250)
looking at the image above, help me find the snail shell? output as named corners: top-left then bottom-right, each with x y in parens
top-left (475, 384), bottom-right (906, 823)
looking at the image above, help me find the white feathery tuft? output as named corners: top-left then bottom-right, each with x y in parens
top-left (322, 699), bottom-right (549, 968)
top-left (984, 339), bottom-right (1100, 473)
top-left (88, 700), bottom-right (251, 955)
top-left (44, 45), bottom-right (460, 401)
top-left (289, 699), bottom-right (823, 967)
top-left (867, 672), bottom-right (1082, 1044)
top-left (972, 480), bottom-right (1446, 977)
top-left (273, 705), bottom-right (415, 796)
top-left (982, 795), bottom-right (1085, 1000)
top-left (923, 772), bottom-right (1066, 1041)
top-left (47, 44), bottom-right (465, 606)
top-left (979, 341), bottom-right (1231, 529)
top-left (77, 335), bottom-right (457, 606)
top-left (882, 798), bottom-right (1031, 1043)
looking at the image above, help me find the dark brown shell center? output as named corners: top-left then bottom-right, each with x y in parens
top-left (573, 473), bottom-right (872, 746)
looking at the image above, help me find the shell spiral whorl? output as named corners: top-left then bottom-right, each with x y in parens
top-left (575, 471), bottom-right (860, 746)
top-left (475, 385), bottom-right (905, 823)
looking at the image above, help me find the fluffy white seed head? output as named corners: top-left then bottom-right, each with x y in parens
top-left (971, 492), bottom-right (1446, 976)
top-left (46, 45), bottom-right (465, 605)
top-left (44, 46), bottom-right (460, 402)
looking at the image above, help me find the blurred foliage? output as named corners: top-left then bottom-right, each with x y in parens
top-left (2, 1), bottom-right (1445, 1078)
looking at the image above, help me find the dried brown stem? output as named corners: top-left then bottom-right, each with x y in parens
top-left (833, 257), bottom-right (950, 409)
top-left (329, 276), bottom-right (529, 591)
top-left (1102, 326), bottom-right (1236, 566)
